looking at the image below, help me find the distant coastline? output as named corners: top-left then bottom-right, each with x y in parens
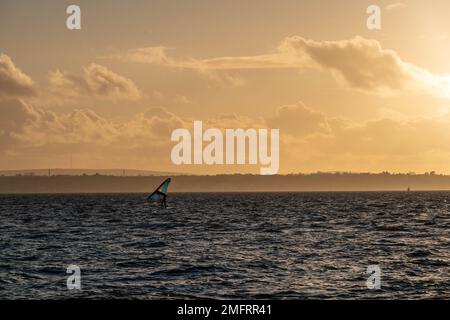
top-left (0, 168), bottom-right (180, 177)
top-left (1, 172), bottom-right (450, 193)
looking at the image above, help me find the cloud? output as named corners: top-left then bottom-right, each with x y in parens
top-left (195, 69), bottom-right (246, 87)
top-left (85, 64), bottom-right (140, 100)
top-left (325, 117), bottom-right (450, 156)
top-left (48, 63), bottom-right (140, 101)
top-left (282, 36), bottom-right (411, 93)
top-left (118, 46), bottom-right (175, 66)
top-left (0, 54), bottom-right (36, 98)
top-left (0, 99), bottom-right (187, 169)
top-left (0, 99), bottom-right (61, 151)
top-left (0, 99), bottom-right (39, 135)
top-left (204, 112), bottom-right (263, 130)
top-left (131, 107), bottom-right (185, 138)
top-left (2, 98), bottom-right (450, 173)
top-left (385, 3), bottom-right (406, 11)
top-left (174, 95), bottom-right (192, 104)
top-left (116, 45), bottom-right (296, 70)
top-left (266, 102), bottom-right (330, 137)
top-left (114, 47), bottom-right (257, 87)
top-left (118, 46), bottom-right (292, 70)
top-left (115, 36), bottom-right (450, 97)
top-left (0, 98), bottom-right (259, 170)
top-left (269, 102), bottom-right (450, 158)
top-left (277, 105), bottom-right (450, 173)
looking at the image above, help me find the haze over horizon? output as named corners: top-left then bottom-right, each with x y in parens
top-left (2, 0), bottom-right (450, 174)
top-left (0, 168), bottom-right (446, 177)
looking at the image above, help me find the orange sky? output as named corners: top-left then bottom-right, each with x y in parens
top-left (2, 0), bottom-right (450, 174)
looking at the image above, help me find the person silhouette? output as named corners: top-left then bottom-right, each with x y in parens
top-left (147, 178), bottom-right (171, 209)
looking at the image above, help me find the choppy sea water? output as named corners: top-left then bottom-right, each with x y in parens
top-left (0, 192), bottom-right (449, 299)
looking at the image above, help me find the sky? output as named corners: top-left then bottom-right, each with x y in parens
top-left (2, 0), bottom-right (450, 174)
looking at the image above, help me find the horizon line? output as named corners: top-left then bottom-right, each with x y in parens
top-left (0, 169), bottom-right (446, 177)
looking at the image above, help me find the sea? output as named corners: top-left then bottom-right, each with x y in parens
top-left (0, 192), bottom-right (449, 299)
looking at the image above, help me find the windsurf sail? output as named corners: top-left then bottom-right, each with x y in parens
top-left (147, 178), bottom-right (171, 207)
